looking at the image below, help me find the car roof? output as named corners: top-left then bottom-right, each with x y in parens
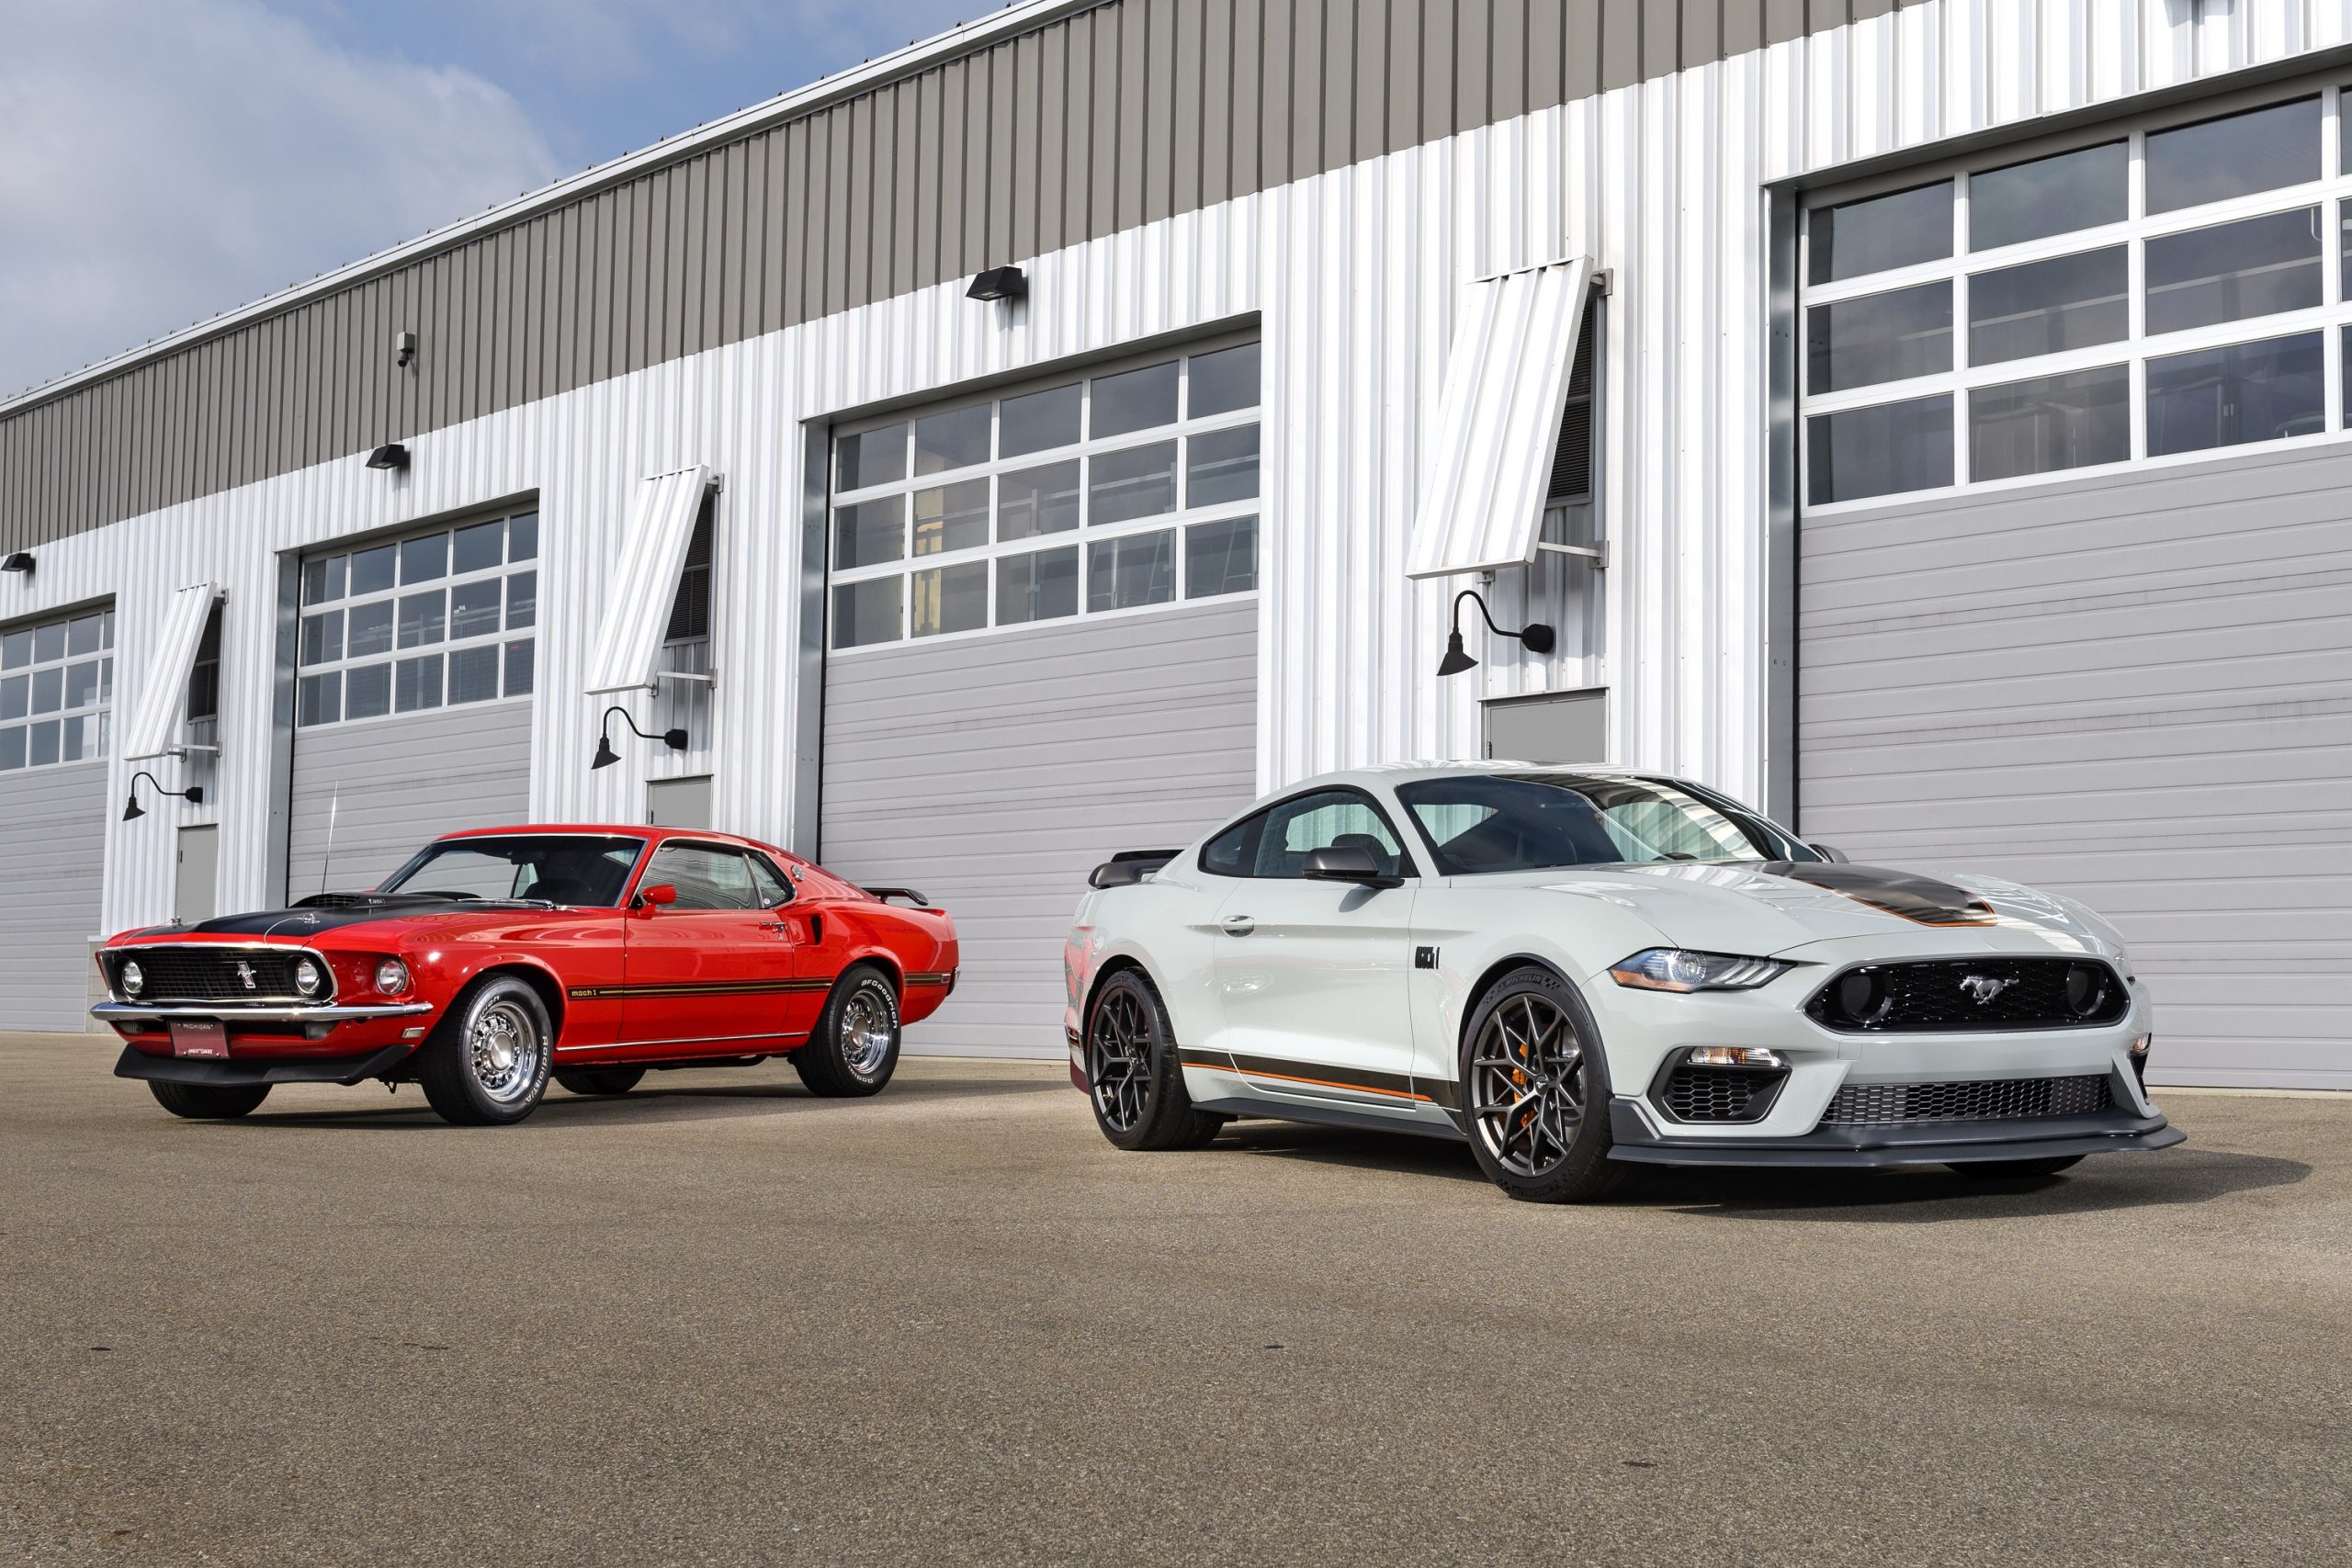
top-left (433, 824), bottom-right (799, 859)
top-left (1289, 761), bottom-right (1666, 791)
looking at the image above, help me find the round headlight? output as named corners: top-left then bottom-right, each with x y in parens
top-left (293, 957), bottom-right (324, 996)
top-left (120, 960), bottom-right (144, 997)
top-left (375, 959), bottom-right (411, 996)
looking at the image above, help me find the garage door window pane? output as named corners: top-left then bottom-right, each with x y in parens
top-left (2146, 333), bottom-right (2324, 456)
top-left (28, 719), bottom-right (58, 766)
top-left (1970, 366), bottom-right (2132, 481)
top-left (1805, 282), bottom-right (1951, 393)
top-left (1969, 141), bottom-right (2127, 251)
top-left (1969, 247), bottom-right (2128, 365)
top-left (345, 662), bottom-right (391, 720)
top-left (31, 668), bottom-right (59, 713)
top-left (1088, 531), bottom-right (1176, 611)
top-left (1185, 517), bottom-right (1258, 597)
top-left (447, 645), bottom-right (501, 705)
top-left (0, 676), bottom-right (21, 720)
top-left (298, 671), bottom-right (340, 727)
top-left (301, 555), bottom-right (345, 604)
top-left (395, 654), bottom-right (444, 713)
top-left (996, 547), bottom-right (1079, 626)
top-left (505, 570), bottom-right (537, 630)
top-left (833, 497), bottom-right (905, 569)
top-left (1091, 361), bottom-right (1180, 437)
top-left (912, 479), bottom-right (990, 557)
top-left (507, 514), bottom-right (538, 561)
top-left (998, 460), bottom-right (1081, 540)
top-left (914, 404), bottom-right (991, 475)
top-left (1807, 180), bottom-right (1952, 284)
top-left (62, 660), bottom-right (100, 710)
top-left (912, 561), bottom-right (989, 637)
top-left (832, 577), bottom-right (902, 649)
top-left (300, 610), bottom-right (343, 667)
top-left (1805, 395), bottom-right (1953, 505)
top-left (397, 591), bottom-right (446, 649)
top-left (1000, 383), bottom-right (1080, 457)
top-left (400, 533), bottom-right (448, 584)
top-left (453, 520), bottom-right (504, 574)
top-left (2145, 97), bottom-right (2319, 216)
top-left (346, 601), bottom-right (393, 659)
top-left (1, 629), bottom-right (28, 668)
top-left (33, 623), bottom-right (63, 662)
top-left (1089, 441), bottom-right (1179, 525)
top-left (2144, 209), bottom-right (2322, 336)
top-left (0, 728), bottom-right (20, 769)
top-left (836, 423), bottom-right (907, 490)
top-left (503, 640), bottom-right (535, 697)
top-left (1188, 344), bottom-right (1260, 417)
top-left (350, 544), bottom-right (396, 595)
top-left (1185, 424), bottom-right (1260, 506)
top-left (448, 581), bottom-right (503, 641)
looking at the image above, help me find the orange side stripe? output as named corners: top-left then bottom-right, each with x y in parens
top-left (1223, 1066), bottom-right (1432, 1103)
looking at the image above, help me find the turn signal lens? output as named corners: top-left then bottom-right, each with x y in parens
top-left (293, 958), bottom-right (324, 996)
top-left (1610, 949), bottom-right (1791, 993)
top-left (1685, 1046), bottom-right (1786, 1069)
top-left (120, 960), bottom-right (145, 997)
top-left (375, 959), bottom-right (412, 997)
top-left (2129, 1033), bottom-right (2152, 1058)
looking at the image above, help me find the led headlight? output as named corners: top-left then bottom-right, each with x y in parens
top-left (1610, 948), bottom-right (1790, 993)
top-left (293, 957), bottom-right (325, 996)
top-left (120, 960), bottom-right (144, 997)
top-left (374, 958), bottom-right (412, 996)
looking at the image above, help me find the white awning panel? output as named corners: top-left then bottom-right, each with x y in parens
top-left (121, 583), bottom-right (220, 760)
top-left (1406, 255), bottom-right (1594, 580)
top-left (585, 465), bottom-right (711, 695)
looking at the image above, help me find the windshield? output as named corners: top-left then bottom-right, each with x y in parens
top-left (378, 834), bottom-right (648, 907)
top-left (1395, 774), bottom-right (1818, 875)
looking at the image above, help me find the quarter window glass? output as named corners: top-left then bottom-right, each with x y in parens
top-left (1250, 791), bottom-right (1409, 879)
top-left (2144, 97), bottom-right (2319, 215)
top-left (748, 855), bottom-right (792, 907)
top-left (1970, 366), bottom-right (2133, 482)
top-left (1969, 141), bottom-right (2127, 250)
top-left (1805, 396), bottom-right (1953, 505)
top-left (644, 844), bottom-right (760, 909)
top-left (2146, 333), bottom-right (2325, 456)
top-left (1807, 181), bottom-right (1953, 285)
top-left (2143, 208), bottom-right (2323, 335)
top-left (1806, 282), bottom-right (1951, 392)
top-left (1968, 247), bottom-right (2128, 365)
top-left (1200, 814), bottom-right (1261, 877)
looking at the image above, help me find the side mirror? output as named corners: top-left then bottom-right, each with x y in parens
top-left (634, 882), bottom-right (679, 910)
top-left (1302, 845), bottom-right (1403, 889)
top-left (1806, 843), bottom-right (1849, 863)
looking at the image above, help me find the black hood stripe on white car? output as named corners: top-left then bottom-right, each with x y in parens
top-left (1758, 863), bottom-right (1996, 928)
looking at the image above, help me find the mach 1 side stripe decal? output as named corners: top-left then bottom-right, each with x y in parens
top-left (1759, 862), bottom-right (1998, 927)
top-left (565, 978), bottom-right (831, 1000)
top-left (1181, 1048), bottom-right (1435, 1104)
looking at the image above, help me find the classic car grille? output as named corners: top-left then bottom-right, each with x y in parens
top-left (1821, 1075), bottom-right (2111, 1126)
top-left (1805, 958), bottom-right (2129, 1032)
top-left (1659, 1066), bottom-right (1783, 1123)
top-left (110, 946), bottom-right (322, 1004)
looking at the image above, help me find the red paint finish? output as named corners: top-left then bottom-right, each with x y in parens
top-left (96, 824), bottom-right (958, 1088)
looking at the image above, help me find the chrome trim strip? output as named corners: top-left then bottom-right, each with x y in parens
top-left (91, 1001), bottom-right (434, 1023)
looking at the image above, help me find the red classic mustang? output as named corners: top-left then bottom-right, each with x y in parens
top-left (91, 826), bottom-right (958, 1125)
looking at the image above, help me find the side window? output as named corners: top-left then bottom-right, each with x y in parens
top-left (644, 842), bottom-right (760, 910)
top-left (1200, 813), bottom-right (1263, 877)
top-left (1250, 790), bottom-right (1410, 879)
top-left (747, 853), bottom-right (793, 908)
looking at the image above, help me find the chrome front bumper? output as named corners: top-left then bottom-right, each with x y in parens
top-left (91, 1000), bottom-right (435, 1024)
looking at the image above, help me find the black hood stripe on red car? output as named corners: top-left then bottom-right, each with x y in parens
top-left (178, 897), bottom-right (490, 938)
top-left (1758, 862), bottom-right (1997, 927)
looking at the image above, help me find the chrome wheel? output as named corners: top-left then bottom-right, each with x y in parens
top-left (1468, 992), bottom-right (1588, 1178)
top-left (467, 996), bottom-right (545, 1105)
top-left (1087, 987), bottom-right (1153, 1133)
top-left (838, 980), bottom-right (897, 1078)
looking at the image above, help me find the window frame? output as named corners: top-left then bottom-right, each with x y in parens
top-left (636, 839), bottom-right (774, 912)
top-left (0, 603), bottom-right (115, 773)
top-left (1195, 785), bottom-right (1421, 882)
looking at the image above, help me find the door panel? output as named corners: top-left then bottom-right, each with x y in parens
top-left (1210, 880), bottom-right (1419, 1101)
top-left (619, 841), bottom-right (797, 1055)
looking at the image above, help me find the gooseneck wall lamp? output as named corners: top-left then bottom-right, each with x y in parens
top-left (122, 770), bottom-right (202, 821)
top-left (1437, 588), bottom-right (1555, 677)
top-left (591, 705), bottom-right (689, 771)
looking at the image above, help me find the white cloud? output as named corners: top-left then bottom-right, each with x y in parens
top-left (0, 0), bottom-right (561, 397)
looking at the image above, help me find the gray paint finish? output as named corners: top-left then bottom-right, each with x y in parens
top-left (1485, 689), bottom-right (1609, 764)
top-left (820, 599), bottom-right (1258, 1056)
top-left (286, 701), bottom-right (534, 897)
top-left (0, 761), bottom-right (108, 1032)
top-left (175, 825), bottom-right (220, 925)
top-left (0, 0), bottom-right (1903, 549)
top-left (1797, 444), bottom-right (2352, 1090)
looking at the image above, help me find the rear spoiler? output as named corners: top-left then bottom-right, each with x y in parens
top-left (862, 886), bottom-right (932, 907)
top-left (1088, 850), bottom-right (1178, 889)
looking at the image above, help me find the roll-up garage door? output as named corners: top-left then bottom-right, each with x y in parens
top-left (287, 511), bottom-right (539, 897)
top-left (822, 600), bottom-right (1258, 1055)
top-left (0, 606), bottom-right (114, 1030)
top-left (1797, 446), bottom-right (2352, 1090)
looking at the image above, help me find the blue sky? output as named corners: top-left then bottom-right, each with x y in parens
top-left (0, 0), bottom-right (992, 397)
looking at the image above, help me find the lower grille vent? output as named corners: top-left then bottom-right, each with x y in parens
top-left (1822, 1075), bottom-right (2110, 1126)
top-left (1659, 1066), bottom-right (1784, 1123)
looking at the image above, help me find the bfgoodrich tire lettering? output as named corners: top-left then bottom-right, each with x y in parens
top-left (148, 1080), bottom-right (271, 1120)
top-left (417, 974), bottom-right (554, 1126)
top-left (1085, 967), bottom-right (1224, 1152)
top-left (1460, 964), bottom-right (1624, 1203)
top-left (794, 964), bottom-right (900, 1098)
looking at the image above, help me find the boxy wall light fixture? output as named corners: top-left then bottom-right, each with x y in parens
top-left (395, 330), bottom-right (417, 368)
top-left (123, 770), bottom-right (203, 821)
top-left (1437, 588), bottom-right (1555, 677)
top-left (591, 705), bottom-right (689, 770)
top-left (365, 443), bottom-right (410, 472)
top-left (967, 265), bottom-right (1027, 302)
top-left (1, 552), bottom-right (31, 576)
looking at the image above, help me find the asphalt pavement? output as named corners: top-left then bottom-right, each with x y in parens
top-left (3, 1032), bottom-right (2346, 1566)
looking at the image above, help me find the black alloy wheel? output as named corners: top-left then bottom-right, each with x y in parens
top-left (1085, 968), bottom-right (1223, 1152)
top-left (1460, 964), bottom-right (1623, 1202)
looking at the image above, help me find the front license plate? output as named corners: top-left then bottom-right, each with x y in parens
top-left (169, 1019), bottom-right (229, 1058)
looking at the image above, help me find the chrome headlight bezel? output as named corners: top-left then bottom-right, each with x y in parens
top-left (292, 956), bottom-right (326, 997)
top-left (1610, 948), bottom-right (1792, 994)
top-left (374, 958), bottom-right (412, 997)
top-left (119, 959), bottom-right (145, 998)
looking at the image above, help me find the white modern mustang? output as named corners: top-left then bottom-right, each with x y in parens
top-left (1063, 763), bottom-right (2180, 1202)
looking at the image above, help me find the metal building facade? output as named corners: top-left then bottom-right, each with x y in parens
top-left (1, 0), bottom-right (2346, 1080)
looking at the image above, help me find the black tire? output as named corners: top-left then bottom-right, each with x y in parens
top-left (555, 1066), bottom-right (645, 1097)
top-left (793, 964), bottom-right (901, 1098)
top-left (1084, 967), bottom-right (1224, 1152)
top-left (1947, 1155), bottom-right (2086, 1179)
top-left (1460, 964), bottom-right (1624, 1203)
top-left (416, 974), bottom-right (555, 1126)
top-left (148, 1079), bottom-right (270, 1120)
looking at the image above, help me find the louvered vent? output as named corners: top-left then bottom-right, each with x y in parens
top-left (1545, 295), bottom-right (1599, 503)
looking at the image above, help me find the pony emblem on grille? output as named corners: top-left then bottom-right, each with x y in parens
top-left (1958, 973), bottom-right (2013, 1005)
top-left (234, 961), bottom-right (257, 990)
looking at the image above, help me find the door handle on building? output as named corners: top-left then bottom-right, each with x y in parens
top-left (1221, 915), bottom-right (1255, 936)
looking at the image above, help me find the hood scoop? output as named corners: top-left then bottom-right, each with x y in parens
top-left (1758, 862), bottom-right (1996, 928)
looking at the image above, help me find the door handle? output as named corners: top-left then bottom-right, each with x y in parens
top-left (1221, 915), bottom-right (1256, 937)
top-left (760, 921), bottom-right (793, 935)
